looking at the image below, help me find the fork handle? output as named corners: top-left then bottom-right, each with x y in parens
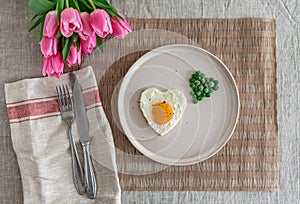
top-left (69, 128), bottom-right (86, 195)
top-left (82, 142), bottom-right (97, 199)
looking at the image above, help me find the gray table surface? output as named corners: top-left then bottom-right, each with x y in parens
top-left (0, 0), bottom-right (299, 203)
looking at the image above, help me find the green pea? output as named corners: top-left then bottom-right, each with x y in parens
top-left (201, 93), bottom-right (206, 97)
top-left (196, 91), bottom-right (201, 96)
top-left (214, 80), bottom-right (219, 85)
top-left (190, 83), bottom-right (195, 88)
top-left (194, 80), bottom-right (200, 86)
top-left (206, 93), bottom-right (211, 97)
top-left (212, 85), bottom-right (219, 91)
top-left (193, 98), bottom-right (198, 104)
top-left (192, 74), bottom-right (197, 79)
top-left (209, 89), bottom-right (213, 93)
top-left (201, 78), bottom-right (206, 84)
top-left (189, 78), bottom-right (195, 83)
top-left (208, 81), bottom-right (214, 87)
top-left (201, 73), bottom-right (206, 78)
top-left (193, 87), bottom-right (198, 91)
top-left (196, 70), bottom-right (201, 75)
top-left (199, 96), bottom-right (203, 101)
top-left (204, 88), bottom-right (209, 93)
top-left (198, 85), bottom-right (204, 91)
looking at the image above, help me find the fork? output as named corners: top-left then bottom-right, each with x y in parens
top-left (56, 85), bottom-right (85, 195)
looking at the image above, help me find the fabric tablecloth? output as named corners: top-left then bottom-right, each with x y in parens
top-left (0, 0), bottom-right (299, 203)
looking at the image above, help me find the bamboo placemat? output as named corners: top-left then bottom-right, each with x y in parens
top-left (98, 18), bottom-right (278, 191)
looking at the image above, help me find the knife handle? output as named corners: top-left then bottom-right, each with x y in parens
top-left (69, 128), bottom-right (86, 195)
top-left (82, 142), bottom-right (97, 199)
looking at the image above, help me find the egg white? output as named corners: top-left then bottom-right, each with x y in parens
top-left (139, 88), bottom-right (187, 136)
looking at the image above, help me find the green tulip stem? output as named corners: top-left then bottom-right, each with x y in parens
top-left (78, 0), bottom-right (93, 10)
top-left (66, 0), bottom-right (69, 8)
top-left (88, 0), bottom-right (97, 10)
top-left (72, 0), bottom-right (81, 12)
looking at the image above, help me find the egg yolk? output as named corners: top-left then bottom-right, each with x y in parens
top-left (151, 101), bottom-right (173, 125)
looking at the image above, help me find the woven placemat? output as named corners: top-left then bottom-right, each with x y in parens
top-left (97, 18), bottom-right (278, 191)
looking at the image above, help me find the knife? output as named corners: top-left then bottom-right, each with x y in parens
top-left (70, 72), bottom-right (97, 199)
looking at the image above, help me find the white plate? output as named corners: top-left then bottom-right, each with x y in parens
top-left (118, 44), bottom-right (240, 165)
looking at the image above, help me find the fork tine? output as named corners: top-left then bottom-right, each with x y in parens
top-left (65, 85), bottom-right (72, 107)
top-left (56, 86), bottom-right (62, 107)
top-left (61, 85), bottom-right (66, 106)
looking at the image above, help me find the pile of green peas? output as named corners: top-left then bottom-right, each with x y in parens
top-left (189, 70), bottom-right (219, 104)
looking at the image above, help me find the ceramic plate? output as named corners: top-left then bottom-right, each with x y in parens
top-left (118, 44), bottom-right (240, 165)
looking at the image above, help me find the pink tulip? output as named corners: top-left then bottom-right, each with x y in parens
top-left (40, 37), bottom-right (59, 57)
top-left (43, 11), bottom-right (59, 38)
top-left (80, 33), bottom-right (96, 56)
top-left (79, 12), bottom-right (94, 41)
top-left (111, 14), bottom-right (132, 39)
top-left (60, 8), bottom-right (83, 38)
top-left (42, 53), bottom-right (64, 78)
top-left (90, 9), bottom-right (112, 38)
top-left (66, 44), bottom-right (81, 67)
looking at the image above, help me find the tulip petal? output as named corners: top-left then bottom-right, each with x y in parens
top-left (42, 54), bottom-right (64, 78)
top-left (117, 13), bottom-right (132, 32)
top-left (81, 32), bottom-right (96, 56)
top-left (79, 12), bottom-right (93, 40)
top-left (111, 15), bottom-right (132, 39)
top-left (40, 37), bottom-right (53, 57)
top-left (43, 11), bottom-right (59, 38)
top-left (42, 57), bottom-right (49, 76)
top-left (60, 8), bottom-right (83, 37)
top-left (66, 44), bottom-right (81, 67)
top-left (90, 9), bottom-right (112, 38)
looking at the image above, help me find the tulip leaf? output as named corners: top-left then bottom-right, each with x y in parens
top-left (72, 34), bottom-right (79, 43)
top-left (75, 41), bottom-right (80, 52)
top-left (97, 0), bottom-right (110, 7)
top-left (28, 17), bottom-right (42, 32)
top-left (105, 8), bottom-right (123, 20)
top-left (77, 3), bottom-right (91, 13)
top-left (57, 0), bottom-right (65, 22)
top-left (62, 37), bottom-right (73, 62)
top-left (71, 0), bottom-right (81, 11)
top-left (93, 0), bottom-right (111, 9)
top-left (56, 30), bottom-right (62, 39)
top-left (68, 0), bottom-right (76, 10)
top-left (96, 35), bottom-right (104, 52)
top-left (58, 0), bottom-right (65, 11)
top-left (28, 0), bottom-right (57, 15)
top-left (93, 0), bottom-right (123, 19)
top-left (31, 14), bottom-right (38, 21)
top-left (78, 0), bottom-right (93, 10)
top-left (39, 14), bottom-right (46, 42)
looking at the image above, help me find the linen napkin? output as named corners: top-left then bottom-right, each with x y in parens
top-left (4, 66), bottom-right (121, 204)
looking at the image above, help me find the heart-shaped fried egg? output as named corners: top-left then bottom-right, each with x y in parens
top-left (139, 88), bottom-right (187, 136)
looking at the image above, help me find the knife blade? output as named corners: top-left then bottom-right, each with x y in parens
top-left (70, 73), bottom-right (89, 143)
top-left (70, 72), bottom-right (97, 199)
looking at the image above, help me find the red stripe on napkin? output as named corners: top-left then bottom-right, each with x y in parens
top-left (83, 89), bottom-right (101, 107)
top-left (7, 89), bottom-right (101, 122)
top-left (7, 100), bottom-right (59, 121)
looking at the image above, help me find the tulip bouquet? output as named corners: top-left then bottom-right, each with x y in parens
top-left (28, 0), bottom-right (132, 77)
